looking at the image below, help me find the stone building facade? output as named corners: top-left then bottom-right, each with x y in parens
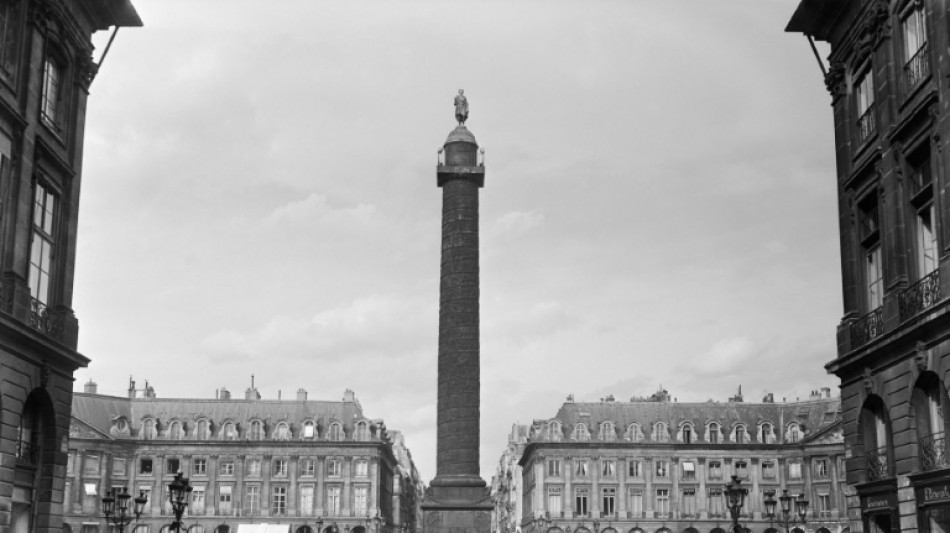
top-left (491, 425), bottom-right (528, 533)
top-left (0, 3), bottom-right (141, 533)
top-left (786, 2), bottom-right (950, 533)
top-left (505, 389), bottom-right (849, 533)
top-left (64, 381), bottom-right (424, 533)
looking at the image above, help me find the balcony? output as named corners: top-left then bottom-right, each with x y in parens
top-left (600, 512), bottom-right (617, 518)
top-left (899, 270), bottom-right (940, 321)
top-left (857, 105), bottom-right (876, 143)
top-left (865, 446), bottom-right (890, 481)
top-left (572, 512), bottom-right (590, 518)
top-left (626, 511), bottom-right (645, 519)
top-left (851, 306), bottom-right (884, 348)
top-left (904, 43), bottom-right (930, 90)
top-left (920, 431), bottom-right (947, 472)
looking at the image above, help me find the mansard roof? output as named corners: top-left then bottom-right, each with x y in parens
top-left (539, 396), bottom-right (840, 439)
top-left (71, 391), bottom-right (367, 437)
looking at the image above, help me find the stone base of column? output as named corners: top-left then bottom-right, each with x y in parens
top-left (422, 482), bottom-right (492, 533)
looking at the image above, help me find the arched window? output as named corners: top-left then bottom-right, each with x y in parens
top-left (169, 421), bottom-right (183, 440)
top-left (860, 396), bottom-right (891, 480)
top-left (142, 418), bottom-right (157, 440)
top-left (354, 421), bottom-right (370, 441)
top-left (248, 420), bottom-right (264, 440)
top-left (682, 424), bottom-right (693, 444)
top-left (787, 423), bottom-right (802, 443)
top-left (196, 419), bottom-right (210, 440)
top-left (626, 423), bottom-right (642, 442)
top-left (707, 422), bottom-right (720, 443)
top-left (912, 372), bottom-right (950, 471)
top-left (328, 422), bottom-right (343, 441)
top-left (547, 421), bottom-right (562, 441)
top-left (571, 423), bottom-right (590, 442)
top-left (759, 422), bottom-right (775, 444)
top-left (133, 526), bottom-right (149, 533)
top-left (653, 422), bottom-right (669, 442)
top-left (188, 526), bottom-right (204, 533)
top-left (16, 396), bottom-right (43, 464)
top-left (302, 421), bottom-right (316, 438)
top-left (214, 526), bottom-right (230, 533)
top-left (222, 422), bottom-right (237, 440)
top-left (599, 422), bottom-right (616, 442)
top-left (296, 527), bottom-right (313, 533)
top-left (274, 422), bottom-right (290, 440)
top-left (733, 424), bottom-right (747, 444)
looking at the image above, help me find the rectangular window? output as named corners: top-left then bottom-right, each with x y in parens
top-left (629, 489), bottom-right (643, 517)
top-left (574, 488), bottom-right (589, 517)
top-left (762, 461), bottom-right (776, 479)
top-left (547, 487), bottom-right (562, 515)
top-left (354, 486), bottom-right (368, 516)
top-left (167, 458), bottom-right (180, 474)
top-left (0, 2), bottom-right (22, 79)
top-left (815, 458), bottom-right (830, 477)
top-left (709, 488), bottom-right (724, 517)
top-left (655, 460), bottom-right (668, 478)
top-left (246, 458), bottom-right (261, 477)
top-left (40, 58), bottom-right (60, 127)
top-left (299, 486), bottom-right (314, 516)
top-left (655, 489), bottom-right (670, 516)
top-left (682, 488), bottom-right (697, 516)
top-left (220, 460), bottom-right (234, 476)
top-left (628, 460), bottom-right (641, 477)
top-left (856, 68), bottom-right (875, 142)
top-left (140, 458), bottom-right (153, 475)
top-left (274, 459), bottom-right (288, 477)
top-left (84, 455), bottom-right (100, 475)
top-left (326, 486), bottom-right (341, 515)
top-left (138, 487), bottom-right (152, 514)
top-left (902, 2), bottom-right (929, 88)
top-left (219, 485), bottom-right (233, 514)
top-left (302, 459), bottom-right (315, 476)
top-left (682, 461), bottom-right (695, 480)
top-left (355, 459), bottom-right (368, 477)
top-left (602, 460), bottom-right (615, 477)
top-left (734, 461), bottom-right (749, 479)
top-left (789, 462), bottom-right (802, 480)
top-left (193, 458), bottom-right (207, 476)
top-left (191, 486), bottom-right (205, 514)
top-left (272, 486), bottom-right (287, 515)
top-left (82, 482), bottom-right (97, 513)
top-left (113, 458), bottom-right (126, 476)
top-left (818, 493), bottom-right (832, 517)
top-left (327, 459), bottom-right (341, 477)
top-left (602, 488), bottom-right (616, 516)
top-left (29, 184), bottom-right (55, 305)
top-left (243, 485), bottom-right (261, 515)
top-left (575, 459), bottom-right (589, 477)
top-left (547, 459), bottom-right (561, 476)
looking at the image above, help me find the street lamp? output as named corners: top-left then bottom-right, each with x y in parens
top-left (724, 475), bottom-right (748, 533)
top-left (102, 487), bottom-right (148, 533)
top-left (764, 489), bottom-right (809, 533)
top-left (167, 471), bottom-right (193, 533)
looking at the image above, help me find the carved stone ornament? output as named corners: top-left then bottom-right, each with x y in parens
top-left (76, 53), bottom-right (98, 87)
top-left (40, 360), bottom-right (51, 388)
top-left (426, 512), bottom-right (442, 526)
top-left (854, 0), bottom-right (891, 64)
top-left (824, 62), bottom-right (846, 98)
top-left (27, 0), bottom-right (54, 30)
top-left (863, 367), bottom-right (873, 392)
top-left (915, 341), bottom-right (928, 371)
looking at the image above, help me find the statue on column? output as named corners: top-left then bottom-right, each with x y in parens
top-left (454, 89), bottom-right (469, 125)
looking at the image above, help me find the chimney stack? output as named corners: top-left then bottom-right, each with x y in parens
top-left (297, 388), bottom-right (308, 401)
top-left (84, 380), bottom-right (97, 394)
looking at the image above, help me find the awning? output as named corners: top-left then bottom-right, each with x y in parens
top-left (237, 524), bottom-right (291, 533)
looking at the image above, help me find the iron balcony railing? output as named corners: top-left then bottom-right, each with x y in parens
top-left (899, 269), bottom-right (941, 321)
top-left (29, 298), bottom-right (65, 342)
top-left (920, 431), bottom-right (947, 471)
top-left (865, 446), bottom-right (890, 481)
top-left (905, 42), bottom-right (930, 89)
top-left (857, 105), bottom-right (876, 143)
top-left (851, 306), bottom-right (884, 348)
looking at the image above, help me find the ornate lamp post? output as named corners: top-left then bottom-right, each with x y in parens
top-left (102, 487), bottom-right (149, 533)
top-left (536, 515), bottom-right (550, 533)
top-left (724, 475), bottom-right (748, 533)
top-left (764, 489), bottom-right (809, 533)
top-left (167, 472), bottom-right (193, 533)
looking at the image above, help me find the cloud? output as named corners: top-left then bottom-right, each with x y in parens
top-left (264, 193), bottom-right (384, 230)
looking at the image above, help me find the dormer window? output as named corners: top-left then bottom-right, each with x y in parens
top-left (653, 422), bottom-right (669, 442)
top-left (222, 422), bottom-right (237, 440)
top-left (169, 421), bottom-right (183, 440)
top-left (547, 421), bottom-right (562, 441)
top-left (354, 421), bottom-right (370, 441)
top-left (142, 418), bottom-right (156, 440)
top-left (599, 422), bottom-right (616, 442)
top-left (196, 419), bottom-right (210, 440)
top-left (707, 422), bottom-right (721, 443)
top-left (302, 421), bottom-right (315, 438)
top-left (248, 420), bottom-right (263, 440)
top-left (732, 424), bottom-right (747, 444)
top-left (626, 423), bottom-right (642, 442)
top-left (572, 423), bottom-right (590, 442)
top-left (274, 422), bottom-right (290, 440)
top-left (328, 422), bottom-right (343, 441)
top-left (787, 423), bottom-right (802, 443)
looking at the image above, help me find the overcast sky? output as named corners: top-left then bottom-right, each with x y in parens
top-left (74, 0), bottom-right (839, 481)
